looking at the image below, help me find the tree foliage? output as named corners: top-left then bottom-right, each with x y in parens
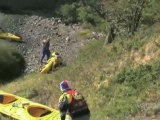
top-left (126, 0), bottom-right (150, 34)
top-left (103, 0), bottom-right (151, 36)
top-left (58, 0), bottom-right (104, 24)
top-left (60, 3), bottom-right (77, 23)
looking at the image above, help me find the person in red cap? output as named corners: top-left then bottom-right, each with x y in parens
top-left (58, 80), bottom-right (90, 120)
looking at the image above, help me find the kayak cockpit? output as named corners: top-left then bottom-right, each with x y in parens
top-left (0, 94), bottom-right (18, 104)
top-left (27, 106), bottom-right (52, 117)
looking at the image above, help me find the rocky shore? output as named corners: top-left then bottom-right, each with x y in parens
top-left (0, 11), bottom-right (96, 73)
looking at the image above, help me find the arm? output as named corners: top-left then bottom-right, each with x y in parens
top-left (42, 41), bottom-right (45, 48)
top-left (59, 96), bottom-right (69, 120)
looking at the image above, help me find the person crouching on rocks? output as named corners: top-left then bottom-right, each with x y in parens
top-left (40, 38), bottom-right (51, 64)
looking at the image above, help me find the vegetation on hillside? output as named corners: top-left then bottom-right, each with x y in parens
top-left (0, 41), bottom-right (25, 81)
top-left (1, 28), bottom-right (160, 119)
top-left (0, 0), bottom-right (160, 120)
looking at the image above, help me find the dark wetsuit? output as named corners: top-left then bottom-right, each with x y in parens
top-left (40, 40), bottom-right (51, 64)
top-left (59, 89), bottom-right (90, 120)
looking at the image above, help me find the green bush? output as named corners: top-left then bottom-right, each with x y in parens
top-left (58, 1), bottom-right (104, 25)
top-left (77, 6), bottom-right (94, 24)
top-left (115, 61), bottom-right (160, 91)
top-left (77, 6), bottom-right (102, 25)
top-left (0, 42), bottom-right (25, 81)
top-left (97, 60), bottom-right (160, 119)
top-left (60, 4), bottom-right (77, 23)
top-left (143, 0), bottom-right (160, 24)
top-left (123, 38), bottom-right (145, 51)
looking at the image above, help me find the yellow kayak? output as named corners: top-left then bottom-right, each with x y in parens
top-left (40, 52), bottom-right (63, 74)
top-left (0, 32), bottom-right (21, 42)
top-left (0, 90), bottom-right (70, 120)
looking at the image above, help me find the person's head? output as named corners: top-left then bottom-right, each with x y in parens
top-left (42, 39), bottom-right (47, 43)
top-left (43, 38), bottom-right (50, 43)
top-left (60, 80), bottom-right (71, 92)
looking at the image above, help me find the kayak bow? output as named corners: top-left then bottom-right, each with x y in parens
top-left (0, 32), bottom-right (22, 42)
top-left (0, 90), bottom-right (69, 120)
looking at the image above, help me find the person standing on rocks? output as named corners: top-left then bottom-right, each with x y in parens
top-left (40, 38), bottom-right (51, 64)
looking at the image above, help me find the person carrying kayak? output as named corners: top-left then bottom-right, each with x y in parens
top-left (40, 38), bottom-right (51, 64)
top-left (58, 80), bottom-right (90, 120)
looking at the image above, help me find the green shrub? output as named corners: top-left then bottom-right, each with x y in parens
top-left (0, 42), bottom-right (25, 81)
top-left (115, 62), bottom-right (160, 91)
top-left (77, 6), bottom-right (101, 25)
top-left (124, 38), bottom-right (145, 51)
top-left (97, 60), bottom-right (160, 119)
top-left (60, 4), bottom-right (77, 23)
top-left (143, 0), bottom-right (160, 24)
top-left (59, 1), bottom-right (104, 25)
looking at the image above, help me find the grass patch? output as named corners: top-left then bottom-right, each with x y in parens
top-left (74, 39), bottom-right (104, 64)
top-left (79, 29), bottom-right (92, 37)
top-left (94, 60), bottom-right (160, 119)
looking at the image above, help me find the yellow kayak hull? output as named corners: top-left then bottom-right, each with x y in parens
top-left (40, 52), bottom-right (62, 74)
top-left (0, 90), bottom-right (69, 120)
top-left (40, 57), bottom-right (56, 74)
top-left (0, 32), bottom-right (21, 42)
